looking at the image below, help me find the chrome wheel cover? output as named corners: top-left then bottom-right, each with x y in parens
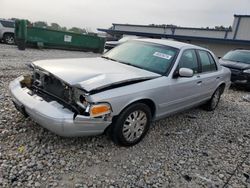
top-left (122, 110), bottom-right (147, 142)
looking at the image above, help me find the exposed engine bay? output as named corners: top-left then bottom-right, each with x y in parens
top-left (21, 67), bottom-right (89, 116)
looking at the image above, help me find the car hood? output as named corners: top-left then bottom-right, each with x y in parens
top-left (33, 57), bottom-right (160, 92)
top-left (219, 59), bottom-right (250, 70)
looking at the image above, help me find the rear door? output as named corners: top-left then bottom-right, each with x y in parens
top-left (196, 50), bottom-right (220, 98)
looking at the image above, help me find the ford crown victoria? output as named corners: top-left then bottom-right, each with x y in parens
top-left (9, 39), bottom-right (231, 146)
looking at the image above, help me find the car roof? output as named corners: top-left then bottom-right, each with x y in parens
top-left (135, 38), bottom-right (205, 50)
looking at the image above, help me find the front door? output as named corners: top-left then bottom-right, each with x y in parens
top-left (158, 49), bottom-right (203, 116)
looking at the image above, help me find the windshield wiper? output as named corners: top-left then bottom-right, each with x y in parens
top-left (121, 62), bottom-right (142, 69)
top-left (102, 56), bottom-right (144, 70)
top-left (101, 56), bottom-right (118, 62)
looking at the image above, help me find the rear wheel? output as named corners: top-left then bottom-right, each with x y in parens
top-left (109, 103), bottom-right (151, 146)
top-left (203, 87), bottom-right (222, 111)
top-left (3, 33), bottom-right (15, 45)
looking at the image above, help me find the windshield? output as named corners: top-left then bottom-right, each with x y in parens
top-left (103, 41), bottom-right (179, 74)
top-left (222, 50), bottom-right (250, 64)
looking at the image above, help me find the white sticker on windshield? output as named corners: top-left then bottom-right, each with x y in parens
top-left (153, 52), bottom-right (172, 60)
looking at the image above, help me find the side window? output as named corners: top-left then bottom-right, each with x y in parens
top-left (179, 50), bottom-right (198, 74)
top-left (208, 53), bottom-right (217, 71)
top-left (198, 50), bottom-right (217, 73)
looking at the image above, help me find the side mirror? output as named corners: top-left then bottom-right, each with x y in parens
top-left (179, 68), bottom-right (194, 77)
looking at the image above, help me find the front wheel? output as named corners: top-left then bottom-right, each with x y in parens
top-left (109, 103), bottom-right (152, 146)
top-left (203, 87), bottom-right (222, 111)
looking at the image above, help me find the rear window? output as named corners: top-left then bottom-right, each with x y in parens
top-left (0, 20), bottom-right (15, 28)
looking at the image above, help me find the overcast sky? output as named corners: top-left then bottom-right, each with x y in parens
top-left (1, 0), bottom-right (250, 32)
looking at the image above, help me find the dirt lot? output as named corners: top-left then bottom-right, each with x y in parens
top-left (0, 44), bottom-right (249, 188)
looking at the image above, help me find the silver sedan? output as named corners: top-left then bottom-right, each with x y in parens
top-left (9, 39), bottom-right (231, 146)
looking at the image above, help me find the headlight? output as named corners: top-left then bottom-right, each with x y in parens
top-left (74, 88), bottom-right (89, 108)
top-left (79, 94), bottom-right (89, 107)
top-left (89, 103), bottom-right (111, 118)
top-left (73, 89), bottom-right (111, 117)
top-left (243, 69), bottom-right (250, 74)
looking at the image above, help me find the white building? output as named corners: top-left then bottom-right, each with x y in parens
top-left (98, 15), bottom-right (250, 57)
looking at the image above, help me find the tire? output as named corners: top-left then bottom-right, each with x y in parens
top-left (246, 84), bottom-right (250, 91)
top-left (93, 48), bottom-right (104, 54)
top-left (17, 39), bottom-right (26, 50)
top-left (3, 33), bottom-right (15, 45)
top-left (109, 103), bottom-right (152, 146)
top-left (203, 87), bottom-right (222, 111)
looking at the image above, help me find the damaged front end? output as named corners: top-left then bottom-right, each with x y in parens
top-left (31, 65), bottom-right (113, 118)
top-left (31, 67), bottom-right (82, 115)
top-left (9, 65), bottom-right (112, 137)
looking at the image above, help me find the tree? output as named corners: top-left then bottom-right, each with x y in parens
top-left (49, 23), bottom-right (61, 30)
top-left (68, 27), bottom-right (85, 34)
top-left (214, 25), bottom-right (231, 30)
top-left (61, 27), bottom-right (67, 31)
top-left (34, 21), bottom-right (47, 28)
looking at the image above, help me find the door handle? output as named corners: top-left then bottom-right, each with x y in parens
top-left (197, 81), bottom-right (202, 84)
top-left (216, 77), bottom-right (220, 79)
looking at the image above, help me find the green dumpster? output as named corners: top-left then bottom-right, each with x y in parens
top-left (15, 20), bottom-right (105, 53)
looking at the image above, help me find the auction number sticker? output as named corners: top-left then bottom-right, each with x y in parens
top-left (64, 35), bottom-right (72, 42)
top-left (153, 52), bottom-right (172, 60)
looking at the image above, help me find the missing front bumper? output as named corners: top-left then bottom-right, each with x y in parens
top-left (9, 76), bottom-right (112, 137)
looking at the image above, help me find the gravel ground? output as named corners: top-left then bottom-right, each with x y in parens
top-left (0, 44), bottom-right (249, 188)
